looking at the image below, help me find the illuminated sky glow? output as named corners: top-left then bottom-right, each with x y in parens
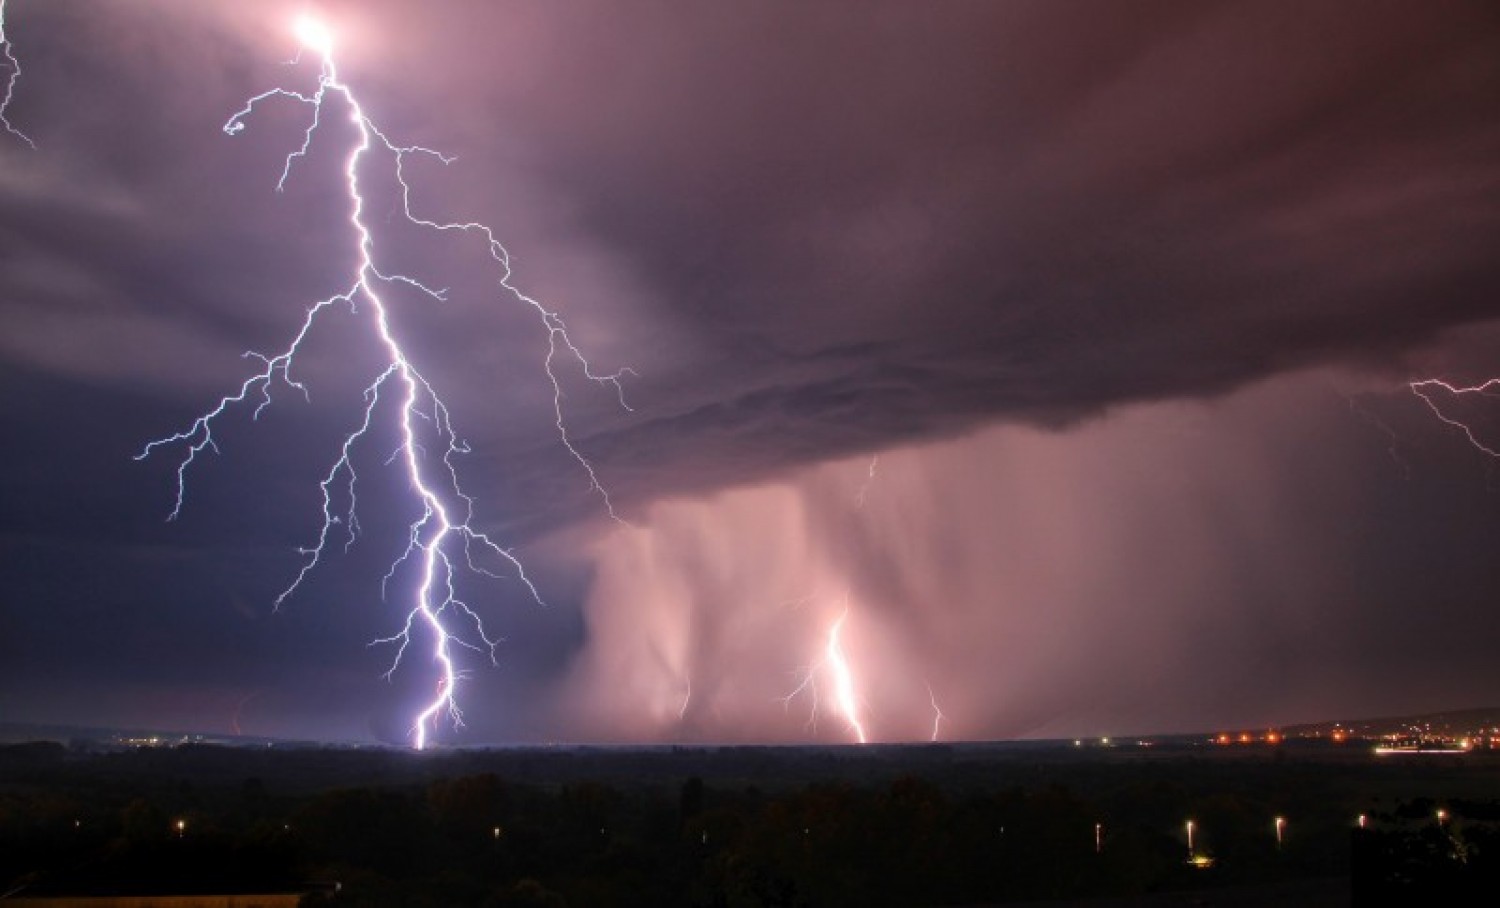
top-left (3, 0), bottom-right (1500, 744)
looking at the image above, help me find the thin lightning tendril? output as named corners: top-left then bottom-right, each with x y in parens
top-left (0, 0), bottom-right (34, 147)
top-left (855, 454), bottom-right (879, 508)
top-left (1410, 378), bottom-right (1500, 458)
top-left (137, 21), bottom-right (627, 749)
top-left (925, 680), bottom-right (945, 743)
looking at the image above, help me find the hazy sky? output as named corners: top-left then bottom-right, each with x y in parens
top-left (3, 0), bottom-right (1499, 745)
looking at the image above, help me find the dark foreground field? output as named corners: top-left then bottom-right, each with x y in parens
top-left (2, 738), bottom-right (1497, 905)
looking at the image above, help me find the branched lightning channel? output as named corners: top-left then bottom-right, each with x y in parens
top-left (779, 602), bottom-right (869, 744)
top-left (0, 0), bottom-right (34, 147)
top-left (1410, 378), bottom-right (1500, 458)
top-left (137, 19), bottom-right (628, 750)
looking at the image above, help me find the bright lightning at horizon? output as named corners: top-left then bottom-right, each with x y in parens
top-left (824, 609), bottom-right (868, 743)
top-left (926, 680), bottom-right (945, 742)
top-left (1410, 377), bottom-right (1500, 458)
top-left (138, 17), bottom-right (629, 750)
top-left (780, 603), bottom-right (869, 744)
top-left (0, 0), bottom-right (34, 147)
top-left (775, 454), bottom-right (963, 746)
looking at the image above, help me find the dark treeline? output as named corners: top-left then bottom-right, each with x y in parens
top-left (2, 741), bottom-right (1498, 905)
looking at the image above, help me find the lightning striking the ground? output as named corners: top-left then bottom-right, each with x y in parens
top-left (1410, 378), bottom-right (1500, 459)
top-left (823, 609), bottom-right (868, 744)
top-left (138, 17), bottom-right (627, 749)
top-left (780, 603), bottom-right (869, 744)
top-left (772, 456), bottom-right (953, 744)
top-left (0, 0), bottom-right (33, 147)
top-left (926, 681), bottom-right (945, 743)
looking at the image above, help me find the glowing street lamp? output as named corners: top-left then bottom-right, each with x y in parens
top-left (174, 819), bottom-right (186, 838)
top-left (1185, 819), bottom-right (1195, 856)
top-left (1095, 822), bottom-right (1103, 854)
top-left (1274, 816), bottom-right (1286, 848)
top-left (1356, 814), bottom-right (1367, 829)
top-left (1436, 808), bottom-right (1449, 826)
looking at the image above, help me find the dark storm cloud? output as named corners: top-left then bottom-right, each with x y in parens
top-left (7, 1), bottom-right (1499, 523)
top-left (3, 0), bottom-right (1499, 741)
top-left (409, 0), bottom-right (1500, 520)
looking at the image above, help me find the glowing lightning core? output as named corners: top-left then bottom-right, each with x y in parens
top-left (0, 0), bottom-right (33, 147)
top-left (781, 604), bottom-right (869, 744)
top-left (138, 18), bottom-right (627, 749)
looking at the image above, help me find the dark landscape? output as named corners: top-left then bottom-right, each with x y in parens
top-left (4, 710), bottom-right (1499, 906)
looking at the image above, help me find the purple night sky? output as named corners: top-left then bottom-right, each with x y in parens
top-left (3, 0), bottom-right (1500, 745)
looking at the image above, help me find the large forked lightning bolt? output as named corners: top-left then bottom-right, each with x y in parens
top-left (1410, 378), bottom-right (1500, 458)
top-left (0, 0), bottom-right (33, 147)
top-left (138, 17), bottom-right (628, 749)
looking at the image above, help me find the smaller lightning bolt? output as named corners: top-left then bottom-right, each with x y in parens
top-left (825, 609), bottom-right (868, 743)
top-left (780, 602), bottom-right (868, 744)
top-left (1346, 394), bottom-right (1409, 479)
top-left (0, 0), bottom-right (34, 147)
top-left (1410, 377), bottom-right (1500, 458)
top-left (855, 454), bottom-right (879, 508)
top-left (230, 690), bottom-right (263, 737)
top-left (925, 680), bottom-right (945, 742)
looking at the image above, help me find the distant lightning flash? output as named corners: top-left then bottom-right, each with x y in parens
top-left (138, 17), bottom-right (628, 749)
top-left (0, 0), bottom-right (34, 147)
top-left (926, 680), bottom-right (945, 743)
top-left (774, 454), bottom-right (956, 745)
top-left (1410, 378), bottom-right (1500, 458)
top-left (855, 454), bottom-right (879, 508)
top-left (780, 602), bottom-right (868, 744)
